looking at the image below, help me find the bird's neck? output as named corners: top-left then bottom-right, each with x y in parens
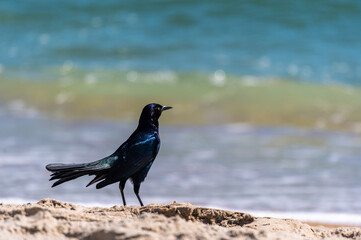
top-left (138, 118), bottom-right (159, 132)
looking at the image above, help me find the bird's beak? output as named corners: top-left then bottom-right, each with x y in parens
top-left (161, 106), bottom-right (172, 111)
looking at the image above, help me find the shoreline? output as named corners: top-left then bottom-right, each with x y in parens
top-left (2, 197), bottom-right (361, 227)
top-left (1, 198), bottom-right (360, 240)
top-left (305, 222), bottom-right (359, 229)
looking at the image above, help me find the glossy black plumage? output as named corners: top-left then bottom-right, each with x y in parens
top-left (46, 103), bottom-right (172, 206)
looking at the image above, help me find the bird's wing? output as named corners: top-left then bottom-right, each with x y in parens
top-left (85, 155), bottom-right (119, 169)
top-left (107, 132), bottom-right (160, 182)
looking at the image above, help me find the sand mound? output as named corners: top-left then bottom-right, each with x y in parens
top-left (0, 198), bottom-right (360, 240)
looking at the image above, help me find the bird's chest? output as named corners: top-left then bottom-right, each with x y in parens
top-left (123, 133), bottom-right (160, 160)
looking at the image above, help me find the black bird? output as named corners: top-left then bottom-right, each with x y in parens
top-left (46, 103), bottom-right (172, 206)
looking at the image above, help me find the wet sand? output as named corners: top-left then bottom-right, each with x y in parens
top-left (1, 199), bottom-right (360, 240)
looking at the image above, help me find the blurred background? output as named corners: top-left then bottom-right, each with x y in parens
top-left (1, 0), bottom-right (361, 224)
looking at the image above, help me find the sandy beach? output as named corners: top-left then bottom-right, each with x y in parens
top-left (0, 199), bottom-right (360, 240)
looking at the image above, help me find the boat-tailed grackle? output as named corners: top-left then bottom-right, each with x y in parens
top-left (46, 103), bottom-right (172, 206)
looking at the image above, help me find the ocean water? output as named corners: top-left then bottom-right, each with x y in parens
top-left (1, 0), bottom-right (361, 225)
top-left (0, 0), bottom-right (360, 84)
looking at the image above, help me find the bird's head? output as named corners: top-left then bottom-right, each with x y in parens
top-left (139, 103), bottom-right (172, 128)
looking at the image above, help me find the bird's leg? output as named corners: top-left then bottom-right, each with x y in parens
top-left (133, 184), bottom-right (144, 206)
top-left (119, 180), bottom-right (127, 206)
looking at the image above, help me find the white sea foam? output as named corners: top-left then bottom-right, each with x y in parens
top-left (224, 123), bottom-right (254, 133)
top-left (202, 203), bottom-right (361, 226)
top-left (210, 69), bottom-right (226, 86)
top-left (248, 210), bottom-right (361, 226)
top-left (0, 197), bottom-right (39, 205)
top-left (6, 100), bottom-right (39, 117)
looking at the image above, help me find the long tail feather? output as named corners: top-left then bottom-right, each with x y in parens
top-left (96, 178), bottom-right (113, 189)
top-left (46, 161), bottom-right (111, 187)
top-left (86, 174), bottom-right (107, 187)
top-left (52, 172), bottom-right (87, 187)
top-left (46, 163), bottom-right (87, 172)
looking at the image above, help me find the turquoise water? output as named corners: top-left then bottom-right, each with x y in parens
top-left (0, 0), bottom-right (360, 84)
